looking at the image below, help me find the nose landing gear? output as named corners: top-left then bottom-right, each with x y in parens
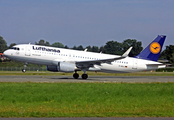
top-left (22, 62), bottom-right (27, 73)
top-left (22, 69), bottom-right (26, 73)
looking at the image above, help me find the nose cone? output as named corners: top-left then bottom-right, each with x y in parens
top-left (3, 50), bottom-right (10, 57)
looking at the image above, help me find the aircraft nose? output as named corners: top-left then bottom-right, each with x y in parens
top-left (3, 50), bottom-right (10, 57)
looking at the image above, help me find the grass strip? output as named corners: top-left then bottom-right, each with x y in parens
top-left (0, 82), bottom-right (174, 117)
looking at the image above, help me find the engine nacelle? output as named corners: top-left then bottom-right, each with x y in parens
top-left (47, 62), bottom-right (76, 73)
top-left (47, 65), bottom-right (58, 72)
top-left (58, 62), bottom-right (76, 72)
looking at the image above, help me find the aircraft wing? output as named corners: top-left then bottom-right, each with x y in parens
top-left (75, 47), bottom-right (132, 68)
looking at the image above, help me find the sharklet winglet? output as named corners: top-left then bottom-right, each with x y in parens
top-left (122, 47), bottom-right (133, 57)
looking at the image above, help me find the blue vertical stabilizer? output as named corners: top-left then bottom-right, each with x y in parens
top-left (135, 35), bottom-right (166, 61)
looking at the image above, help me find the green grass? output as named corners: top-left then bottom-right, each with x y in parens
top-left (0, 82), bottom-right (174, 117)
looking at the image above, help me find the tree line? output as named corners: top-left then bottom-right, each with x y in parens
top-left (34, 38), bottom-right (144, 57)
top-left (0, 36), bottom-right (174, 65)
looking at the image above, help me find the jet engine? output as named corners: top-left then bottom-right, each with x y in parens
top-left (47, 62), bottom-right (76, 73)
top-left (46, 65), bottom-right (58, 72)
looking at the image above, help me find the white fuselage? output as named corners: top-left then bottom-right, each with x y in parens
top-left (3, 44), bottom-right (165, 73)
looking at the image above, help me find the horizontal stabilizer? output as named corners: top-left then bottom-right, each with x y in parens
top-left (146, 63), bottom-right (166, 69)
top-left (146, 64), bottom-right (166, 66)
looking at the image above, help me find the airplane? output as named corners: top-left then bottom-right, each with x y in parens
top-left (3, 35), bottom-right (166, 79)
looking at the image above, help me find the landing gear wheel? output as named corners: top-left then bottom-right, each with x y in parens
top-left (22, 62), bottom-right (27, 73)
top-left (73, 73), bottom-right (79, 79)
top-left (82, 74), bottom-right (88, 79)
top-left (22, 69), bottom-right (26, 73)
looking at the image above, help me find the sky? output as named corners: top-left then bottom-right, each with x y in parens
top-left (0, 0), bottom-right (174, 49)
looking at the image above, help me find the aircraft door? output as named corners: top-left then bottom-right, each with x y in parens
top-left (132, 59), bottom-right (138, 69)
top-left (25, 45), bottom-right (31, 56)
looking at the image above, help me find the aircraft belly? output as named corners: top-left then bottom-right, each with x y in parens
top-left (12, 55), bottom-right (52, 65)
top-left (31, 58), bottom-right (52, 65)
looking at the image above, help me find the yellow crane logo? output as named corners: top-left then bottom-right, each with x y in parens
top-left (150, 42), bottom-right (161, 54)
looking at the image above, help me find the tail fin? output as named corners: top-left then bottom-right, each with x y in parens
top-left (135, 35), bottom-right (166, 61)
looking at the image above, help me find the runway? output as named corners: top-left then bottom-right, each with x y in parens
top-left (0, 75), bottom-right (174, 83)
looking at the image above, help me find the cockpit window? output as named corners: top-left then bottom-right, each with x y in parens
top-left (11, 47), bottom-right (20, 50)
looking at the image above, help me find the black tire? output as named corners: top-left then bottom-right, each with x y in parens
top-left (73, 73), bottom-right (79, 79)
top-left (22, 69), bottom-right (26, 73)
top-left (82, 74), bottom-right (88, 79)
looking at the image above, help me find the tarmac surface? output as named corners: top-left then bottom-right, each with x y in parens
top-left (0, 75), bottom-right (174, 83)
top-left (0, 75), bottom-right (174, 120)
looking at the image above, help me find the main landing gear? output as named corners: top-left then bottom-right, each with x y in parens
top-left (73, 72), bottom-right (79, 79)
top-left (73, 71), bottom-right (88, 79)
top-left (81, 73), bottom-right (88, 79)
